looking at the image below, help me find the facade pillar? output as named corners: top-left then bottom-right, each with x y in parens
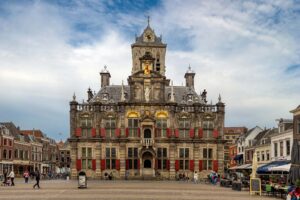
top-left (95, 142), bottom-right (101, 179)
top-left (194, 143), bottom-right (200, 172)
top-left (70, 142), bottom-right (78, 179)
top-left (169, 143), bottom-right (176, 180)
top-left (119, 143), bottom-right (126, 179)
top-left (217, 142), bottom-right (224, 175)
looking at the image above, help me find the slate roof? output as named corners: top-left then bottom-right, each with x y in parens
top-left (133, 25), bottom-right (166, 46)
top-left (90, 85), bottom-right (204, 104)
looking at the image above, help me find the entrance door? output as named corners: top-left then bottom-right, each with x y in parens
top-left (144, 129), bottom-right (151, 138)
top-left (144, 160), bottom-right (151, 168)
top-left (142, 151), bottom-right (154, 177)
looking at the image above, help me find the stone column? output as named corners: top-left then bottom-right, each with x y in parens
top-left (70, 142), bottom-right (78, 179)
top-left (95, 142), bottom-right (101, 179)
top-left (169, 143), bottom-right (176, 180)
top-left (119, 143), bottom-right (126, 179)
top-left (217, 142), bottom-right (224, 175)
top-left (194, 143), bottom-right (200, 172)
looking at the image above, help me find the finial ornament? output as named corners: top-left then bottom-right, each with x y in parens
top-left (218, 94), bottom-right (222, 102)
top-left (73, 93), bottom-right (76, 101)
top-left (120, 80), bottom-right (125, 102)
top-left (170, 81), bottom-right (175, 102)
top-left (147, 16), bottom-right (150, 26)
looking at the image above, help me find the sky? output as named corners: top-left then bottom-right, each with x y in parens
top-left (0, 0), bottom-right (299, 141)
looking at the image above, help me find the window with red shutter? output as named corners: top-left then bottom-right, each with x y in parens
top-left (199, 160), bottom-right (203, 171)
top-left (198, 128), bottom-right (203, 138)
top-left (116, 159), bottom-right (120, 170)
top-left (137, 159), bottom-right (140, 169)
top-left (213, 129), bottom-right (219, 139)
top-left (166, 160), bottom-right (170, 170)
top-left (189, 128), bottom-right (195, 138)
top-left (91, 128), bottom-right (96, 137)
top-left (174, 129), bottom-right (179, 138)
top-left (213, 160), bottom-right (218, 172)
top-left (75, 128), bottom-right (82, 137)
top-left (189, 160), bottom-right (194, 171)
top-left (92, 159), bottom-right (96, 170)
top-left (175, 160), bottom-right (180, 171)
top-left (101, 159), bottom-right (106, 170)
top-left (100, 128), bottom-right (106, 138)
top-left (166, 128), bottom-right (172, 138)
top-left (76, 159), bottom-right (82, 171)
top-left (125, 128), bottom-right (129, 137)
top-left (126, 159), bottom-right (129, 170)
top-left (115, 128), bottom-right (120, 137)
top-left (137, 128), bottom-right (140, 137)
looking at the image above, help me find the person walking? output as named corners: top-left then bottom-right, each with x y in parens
top-left (23, 170), bottom-right (29, 183)
top-left (8, 170), bottom-right (15, 186)
top-left (2, 169), bottom-right (8, 186)
top-left (193, 171), bottom-right (198, 184)
top-left (33, 169), bottom-right (40, 189)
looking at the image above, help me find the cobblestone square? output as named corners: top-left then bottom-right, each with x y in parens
top-left (0, 179), bottom-right (277, 200)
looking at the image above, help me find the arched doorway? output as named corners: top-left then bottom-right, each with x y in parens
top-left (144, 160), bottom-right (151, 168)
top-left (142, 151), bottom-right (154, 177)
top-left (144, 129), bottom-right (151, 138)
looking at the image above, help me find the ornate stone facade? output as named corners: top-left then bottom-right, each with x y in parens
top-left (68, 23), bottom-right (226, 180)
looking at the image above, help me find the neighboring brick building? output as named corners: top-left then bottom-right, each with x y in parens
top-left (57, 141), bottom-right (71, 173)
top-left (68, 22), bottom-right (226, 180)
top-left (223, 127), bottom-right (247, 169)
top-left (0, 124), bottom-right (14, 174)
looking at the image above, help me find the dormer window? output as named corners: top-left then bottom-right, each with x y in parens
top-left (102, 93), bottom-right (108, 100)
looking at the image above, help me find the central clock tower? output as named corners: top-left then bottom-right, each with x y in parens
top-left (128, 21), bottom-right (168, 103)
top-left (131, 22), bottom-right (167, 76)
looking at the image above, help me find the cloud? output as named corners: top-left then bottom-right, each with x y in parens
top-left (0, 0), bottom-right (299, 140)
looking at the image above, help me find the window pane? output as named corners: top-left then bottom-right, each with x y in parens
top-left (208, 149), bottom-right (212, 159)
top-left (82, 159), bottom-right (86, 169)
top-left (134, 148), bottom-right (138, 157)
top-left (88, 148), bottom-right (92, 157)
top-left (106, 148), bottom-right (110, 157)
top-left (134, 159), bottom-right (138, 169)
top-left (158, 159), bottom-right (161, 169)
top-left (112, 159), bottom-right (116, 169)
top-left (163, 159), bottom-right (167, 169)
top-left (185, 160), bottom-right (189, 170)
top-left (134, 119), bottom-right (138, 127)
top-left (82, 148), bottom-right (86, 157)
top-left (128, 148), bottom-right (132, 158)
top-left (88, 159), bottom-right (92, 169)
top-left (203, 148), bottom-right (207, 158)
top-left (111, 148), bottom-right (116, 158)
top-left (185, 149), bottom-right (189, 158)
top-left (106, 159), bottom-right (110, 169)
top-left (157, 148), bottom-right (162, 158)
top-left (179, 149), bottom-right (184, 158)
top-left (163, 148), bottom-right (167, 157)
top-left (129, 159), bottom-right (133, 169)
top-left (179, 160), bottom-right (184, 169)
top-left (208, 160), bottom-right (212, 170)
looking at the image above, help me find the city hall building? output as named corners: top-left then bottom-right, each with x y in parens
top-left (68, 22), bottom-right (226, 180)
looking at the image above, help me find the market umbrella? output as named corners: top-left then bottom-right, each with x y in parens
top-left (251, 152), bottom-right (258, 178)
top-left (289, 139), bottom-right (300, 184)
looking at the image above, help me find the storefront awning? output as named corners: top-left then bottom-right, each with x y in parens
top-left (233, 154), bottom-right (243, 161)
top-left (229, 164), bottom-right (251, 170)
top-left (269, 163), bottom-right (291, 172)
top-left (256, 160), bottom-right (290, 174)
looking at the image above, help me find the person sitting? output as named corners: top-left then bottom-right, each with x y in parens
top-left (108, 172), bottom-right (113, 180)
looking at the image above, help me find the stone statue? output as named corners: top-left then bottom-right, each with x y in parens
top-left (144, 86), bottom-right (151, 102)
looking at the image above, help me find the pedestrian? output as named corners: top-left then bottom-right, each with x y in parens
top-left (8, 170), bottom-right (15, 186)
top-left (33, 169), bottom-right (41, 189)
top-left (23, 170), bottom-right (29, 183)
top-left (193, 171), bottom-right (198, 184)
top-left (2, 169), bottom-right (8, 186)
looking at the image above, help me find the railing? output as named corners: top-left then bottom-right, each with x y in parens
top-left (142, 138), bottom-right (153, 148)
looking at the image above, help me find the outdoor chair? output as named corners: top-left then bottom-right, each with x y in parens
top-left (265, 184), bottom-right (273, 196)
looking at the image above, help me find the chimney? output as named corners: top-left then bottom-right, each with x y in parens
top-left (184, 65), bottom-right (195, 88)
top-left (100, 65), bottom-right (111, 88)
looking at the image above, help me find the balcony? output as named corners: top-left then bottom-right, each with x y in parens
top-left (142, 138), bottom-right (154, 148)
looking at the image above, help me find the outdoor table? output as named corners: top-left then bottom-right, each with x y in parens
top-left (278, 186), bottom-right (288, 199)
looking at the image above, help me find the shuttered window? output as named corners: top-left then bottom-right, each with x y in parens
top-left (127, 147), bottom-right (138, 169)
top-left (81, 147), bottom-right (92, 170)
top-left (179, 119), bottom-right (190, 138)
top-left (105, 147), bottom-right (116, 169)
top-left (203, 148), bottom-right (213, 170)
top-left (157, 148), bottom-right (167, 170)
top-left (105, 118), bottom-right (116, 138)
top-left (179, 148), bottom-right (189, 170)
top-left (155, 119), bottom-right (167, 137)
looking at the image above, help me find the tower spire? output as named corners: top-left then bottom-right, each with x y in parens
top-left (147, 16), bottom-right (150, 27)
top-left (120, 80), bottom-right (125, 102)
top-left (170, 81), bottom-right (175, 102)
